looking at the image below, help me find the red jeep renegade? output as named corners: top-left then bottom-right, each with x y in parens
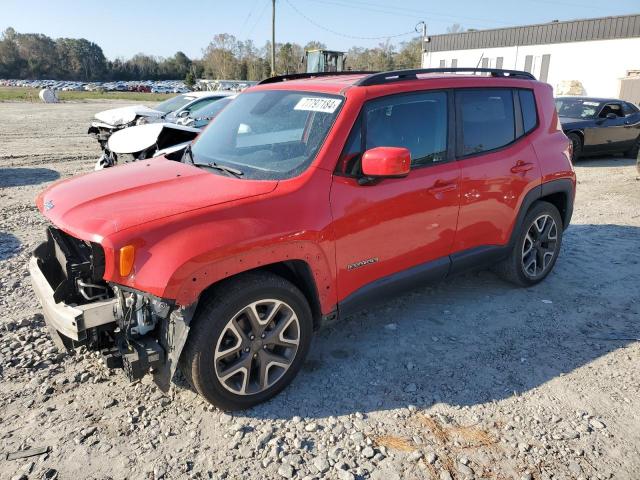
top-left (30, 68), bottom-right (575, 410)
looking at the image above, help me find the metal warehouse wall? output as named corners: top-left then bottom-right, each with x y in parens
top-left (423, 14), bottom-right (640, 52)
top-left (422, 37), bottom-right (640, 99)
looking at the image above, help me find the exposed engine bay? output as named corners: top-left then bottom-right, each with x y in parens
top-left (31, 227), bottom-right (195, 390)
top-left (95, 123), bottom-right (198, 170)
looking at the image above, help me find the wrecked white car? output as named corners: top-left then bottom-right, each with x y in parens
top-left (95, 95), bottom-right (236, 169)
top-left (87, 91), bottom-right (236, 151)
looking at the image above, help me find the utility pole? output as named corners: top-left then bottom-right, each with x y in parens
top-left (416, 21), bottom-right (427, 52)
top-left (416, 21), bottom-right (427, 68)
top-left (271, 0), bottom-right (276, 76)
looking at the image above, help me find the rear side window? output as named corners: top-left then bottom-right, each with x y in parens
top-left (365, 91), bottom-right (448, 167)
top-left (458, 89), bottom-right (515, 156)
top-left (622, 102), bottom-right (639, 116)
top-left (519, 89), bottom-right (538, 133)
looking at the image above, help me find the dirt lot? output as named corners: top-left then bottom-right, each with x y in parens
top-left (0, 101), bottom-right (639, 480)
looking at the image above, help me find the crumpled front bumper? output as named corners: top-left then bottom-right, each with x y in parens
top-left (28, 256), bottom-right (117, 346)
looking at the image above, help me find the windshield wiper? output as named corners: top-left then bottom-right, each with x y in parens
top-left (194, 161), bottom-right (244, 178)
top-left (182, 144), bottom-right (243, 177)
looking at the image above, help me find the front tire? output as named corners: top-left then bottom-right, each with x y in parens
top-left (567, 132), bottom-right (582, 163)
top-left (494, 201), bottom-right (564, 287)
top-left (180, 272), bottom-right (313, 410)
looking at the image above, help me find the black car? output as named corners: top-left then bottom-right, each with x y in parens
top-left (555, 97), bottom-right (640, 162)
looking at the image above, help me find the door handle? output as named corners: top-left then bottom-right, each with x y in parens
top-left (427, 180), bottom-right (457, 195)
top-left (511, 161), bottom-right (534, 174)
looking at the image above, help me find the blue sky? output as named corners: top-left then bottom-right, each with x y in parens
top-left (2, 0), bottom-right (638, 59)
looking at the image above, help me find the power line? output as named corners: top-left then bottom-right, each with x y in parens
top-left (305, 0), bottom-right (513, 27)
top-left (284, 0), bottom-right (417, 40)
top-left (238, 0), bottom-right (261, 38)
top-left (245, 0), bottom-right (271, 38)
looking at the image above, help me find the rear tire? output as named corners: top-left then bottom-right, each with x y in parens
top-left (567, 133), bottom-right (582, 163)
top-left (180, 272), bottom-right (313, 410)
top-left (624, 135), bottom-right (640, 159)
top-left (493, 201), bottom-right (564, 287)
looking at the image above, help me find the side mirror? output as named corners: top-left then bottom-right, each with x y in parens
top-left (361, 147), bottom-right (411, 180)
top-left (605, 112), bottom-right (617, 120)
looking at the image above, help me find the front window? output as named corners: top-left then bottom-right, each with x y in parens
top-left (191, 90), bottom-right (343, 180)
top-left (555, 98), bottom-right (601, 119)
top-left (155, 94), bottom-right (197, 114)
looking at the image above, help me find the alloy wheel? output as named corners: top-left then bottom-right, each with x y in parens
top-left (214, 299), bottom-right (300, 396)
top-left (521, 214), bottom-right (558, 278)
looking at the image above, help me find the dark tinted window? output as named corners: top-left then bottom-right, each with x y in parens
top-left (365, 92), bottom-right (448, 167)
top-left (519, 89), bottom-right (538, 133)
top-left (622, 102), bottom-right (639, 116)
top-left (458, 89), bottom-right (515, 155)
top-left (599, 103), bottom-right (624, 118)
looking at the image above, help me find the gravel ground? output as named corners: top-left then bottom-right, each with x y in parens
top-left (0, 101), bottom-right (639, 480)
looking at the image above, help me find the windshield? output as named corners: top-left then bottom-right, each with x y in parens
top-left (155, 94), bottom-right (196, 113)
top-left (191, 90), bottom-right (343, 180)
top-left (189, 96), bottom-right (234, 119)
top-left (555, 98), bottom-right (602, 119)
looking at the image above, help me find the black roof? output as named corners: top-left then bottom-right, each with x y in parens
top-left (555, 96), bottom-right (628, 103)
top-left (424, 14), bottom-right (640, 52)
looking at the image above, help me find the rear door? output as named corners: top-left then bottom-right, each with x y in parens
top-left (453, 88), bottom-right (541, 255)
top-left (330, 90), bottom-right (461, 304)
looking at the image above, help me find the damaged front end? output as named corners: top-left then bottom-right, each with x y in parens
top-left (29, 227), bottom-right (195, 390)
top-left (94, 123), bottom-right (199, 171)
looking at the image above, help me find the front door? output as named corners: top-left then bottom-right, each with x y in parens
top-left (586, 102), bottom-right (638, 153)
top-left (330, 90), bottom-right (461, 304)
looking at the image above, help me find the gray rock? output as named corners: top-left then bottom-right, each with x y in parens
top-left (278, 463), bottom-right (295, 479)
top-left (457, 462), bottom-right (474, 477)
top-left (439, 471), bottom-right (453, 480)
top-left (257, 427), bottom-right (274, 448)
top-left (409, 450), bottom-right (423, 461)
top-left (338, 470), bottom-right (355, 480)
top-left (313, 456), bottom-right (330, 474)
top-left (362, 446), bottom-right (375, 458)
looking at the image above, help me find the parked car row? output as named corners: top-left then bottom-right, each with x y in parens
top-left (0, 78), bottom-right (191, 93)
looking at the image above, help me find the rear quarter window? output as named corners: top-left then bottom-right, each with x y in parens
top-left (519, 89), bottom-right (538, 134)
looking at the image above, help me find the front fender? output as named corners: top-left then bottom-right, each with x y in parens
top-left (168, 241), bottom-right (335, 311)
top-left (104, 168), bottom-right (337, 313)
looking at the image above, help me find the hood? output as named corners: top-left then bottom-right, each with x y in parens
top-left (94, 105), bottom-right (164, 126)
top-left (108, 123), bottom-right (200, 154)
top-left (37, 158), bottom-right (278, 241)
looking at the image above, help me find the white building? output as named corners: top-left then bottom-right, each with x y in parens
top-left (421, 14), bottom-right (640, 100)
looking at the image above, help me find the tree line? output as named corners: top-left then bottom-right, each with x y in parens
top-left (0, 27), bottom-right (423, 82)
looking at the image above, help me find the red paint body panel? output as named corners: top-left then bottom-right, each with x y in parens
top-left (330, 162), bottom-right (461, 301)
top-left (454, 141), bottom-right (541, 251)
top-left (37, 73), bottom-right (575, 315)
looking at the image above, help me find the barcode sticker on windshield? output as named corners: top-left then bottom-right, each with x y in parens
top-left (294, 97), bottom-right (342, 113)
top-left (583, 101), bottom-right (600, 106)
